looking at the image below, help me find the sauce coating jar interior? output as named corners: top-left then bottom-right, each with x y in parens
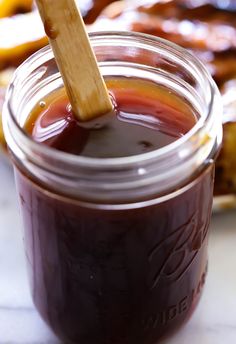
top-left (3, 32), bottom-right (222, 344)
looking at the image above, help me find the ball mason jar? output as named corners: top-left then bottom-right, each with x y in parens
top-left (3, 32), bottom-right (222, 344)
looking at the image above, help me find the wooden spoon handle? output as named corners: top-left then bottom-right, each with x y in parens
top-left (35, 0), bottom-right (113, 121)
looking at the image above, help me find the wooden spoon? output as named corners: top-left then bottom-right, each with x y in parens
top-left (35, 0), bottom-right (113, 121)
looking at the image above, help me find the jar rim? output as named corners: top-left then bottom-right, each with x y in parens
top-left (5, 30), bottom-right (218, 169)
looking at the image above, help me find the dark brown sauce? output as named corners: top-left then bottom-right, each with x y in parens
top-left (25, 78), bottom-right (197, 158)
top-left (17, 78), bottom-right (213, 344)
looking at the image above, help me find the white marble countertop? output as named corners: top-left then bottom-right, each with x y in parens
top-left (1, 154), bottom-right (236, 344)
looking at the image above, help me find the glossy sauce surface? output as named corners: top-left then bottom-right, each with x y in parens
top-left (25, 78), bottom-right (197, 158)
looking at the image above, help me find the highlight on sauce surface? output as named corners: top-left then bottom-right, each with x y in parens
top-left (25, 78), bottom-right (198, 158)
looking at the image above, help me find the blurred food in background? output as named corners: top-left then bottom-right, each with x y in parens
top-left (0, 0), bottom-right (236, 197)
top-left (0, 0), bottom-right (34, 18)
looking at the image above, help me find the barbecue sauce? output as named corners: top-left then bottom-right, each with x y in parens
top-left (16, 77), bottom-right (213, 344)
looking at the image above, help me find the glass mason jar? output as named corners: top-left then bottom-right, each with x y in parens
top-left (3, 32), bottom-right (222, 344)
